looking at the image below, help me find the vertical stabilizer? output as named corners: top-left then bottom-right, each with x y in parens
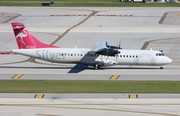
top-left (11, 22), bottom-right (59, 49)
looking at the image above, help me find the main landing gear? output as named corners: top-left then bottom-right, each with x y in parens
top-left (160, 66), bottom-right (163, 69)
top-left (94, 64), bottom-right (101, 70)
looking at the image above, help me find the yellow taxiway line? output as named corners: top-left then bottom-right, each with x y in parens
top-left (110, 75), bottom-right (119, 80)
top-left (12, 74), bottom-right (23, 79)
top-left (34, 94), bottom-right (44, 98)
top-left (129, 94), bottom-right (138, 98)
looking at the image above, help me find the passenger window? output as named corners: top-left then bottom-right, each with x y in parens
top-left (127, 55), bottom-right (128, 58)
top-left (130, 55), bottom-right (131, 58)
top-left (156, 53), bottom-right (158, 56)
top-left (71, 54), bottom-right (73, 56)
top-left (136, 55), bottom-right (138, 58)
top-left (123, 55), bottom-right (125, 57)
top-left (120, 55), bottom-right (122, 57)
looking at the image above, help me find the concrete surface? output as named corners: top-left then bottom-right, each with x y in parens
top-left (0, 7), bottom-right (180, 116)
top-left (0, 98), bottom-right (180, 116)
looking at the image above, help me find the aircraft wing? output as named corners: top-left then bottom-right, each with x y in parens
top-left (91, 41), bottom-right (107, 53)
top-left (90, 41), bottom-right (120, 56)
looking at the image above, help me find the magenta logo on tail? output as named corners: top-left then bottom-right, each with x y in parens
top-left (15, 29), bottom-right (28, 49)
top-left (11, 22), bottom-right (59, 49)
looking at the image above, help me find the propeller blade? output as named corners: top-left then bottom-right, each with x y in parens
top-left (119, 40), bottom-right (121, 49)
top-left (115, 40), bottom-right (121, 54)
top-left (106, 48), bottom-right (108, 56)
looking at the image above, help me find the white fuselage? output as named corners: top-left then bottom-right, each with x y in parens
top-left (11, 48), bottom-right (172, 67)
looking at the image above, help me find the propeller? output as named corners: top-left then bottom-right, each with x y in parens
top-left (99, 41), bottom-right (122, 57)
top-left (115, 40), bottom-right (121, 54)
top-left (118, 40), bottom-right (122, 49)
top-left (115, 40), bottom-right (121, 61)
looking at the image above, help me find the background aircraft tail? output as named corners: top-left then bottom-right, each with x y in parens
top-left (11, 22), bottom-right (58, 49)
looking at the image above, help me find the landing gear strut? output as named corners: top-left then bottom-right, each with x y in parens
top-left (94, 64), bottom-right (101, 70)
top-left (160, 66), bottom-right (163, 69)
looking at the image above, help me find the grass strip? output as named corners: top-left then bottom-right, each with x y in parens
top-left (0, 80), bottom-right (180, 93)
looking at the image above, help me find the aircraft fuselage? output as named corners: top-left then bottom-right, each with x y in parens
top-left (11, 48), bottom-right (172, 67)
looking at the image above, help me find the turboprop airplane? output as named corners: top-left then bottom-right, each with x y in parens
top-left (11, 22), bottom-right (172, 69)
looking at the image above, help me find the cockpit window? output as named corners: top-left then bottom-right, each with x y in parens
top-left (156, 53), bottom-right (164, 56)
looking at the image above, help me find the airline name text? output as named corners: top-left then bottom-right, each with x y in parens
top-left (36, 50), bottom-right (64, 60)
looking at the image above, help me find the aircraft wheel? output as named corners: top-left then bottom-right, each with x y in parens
top-left (160, 66), bottom-right (163, 69)
top-left (94, 64), bottom-right (100, 70)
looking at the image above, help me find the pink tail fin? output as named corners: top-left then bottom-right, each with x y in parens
top-left (11, 22), bottom-right (59, 49)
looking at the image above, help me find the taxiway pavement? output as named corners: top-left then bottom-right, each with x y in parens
top-left (0, 7), bottom-right (180, 116)
top-left (1, 98), bottom-right (180, 116)
top-left (0, 7), bottom-right (180, 80)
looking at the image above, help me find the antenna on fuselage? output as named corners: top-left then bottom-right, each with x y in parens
top-left (159, 50), bottom-right (163, 52)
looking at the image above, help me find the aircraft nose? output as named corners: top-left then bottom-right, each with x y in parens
top-left (167, 58), bottom-right (172, 63)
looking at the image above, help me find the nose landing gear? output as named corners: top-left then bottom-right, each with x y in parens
top-left (94, 64), bottom-right (101, 70)
top-left (160, 66), bottom-right (163, 69)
